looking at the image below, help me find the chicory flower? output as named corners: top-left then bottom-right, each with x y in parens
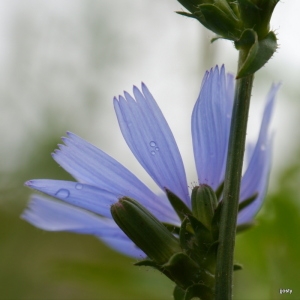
top-left (22, 65), bottom-right (279, 259)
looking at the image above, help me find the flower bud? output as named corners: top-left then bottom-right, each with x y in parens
top-left (111, 197), bottom-right (181, 264)
top-left (177, 0), bottom-right (279, 77)
top-left (237, 0), bottom-right (279, 39)
top-left (191, 185), bottom-right (218, 229)
top-left (178, 0), bottom-right (242, 40)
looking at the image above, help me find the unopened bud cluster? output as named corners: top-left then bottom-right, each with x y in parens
top-left (177, 0), bottom-right (279, 77)
top-left (111, 185), bottom-right (227, 299)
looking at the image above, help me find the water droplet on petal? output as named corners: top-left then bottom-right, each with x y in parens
top-left (151, 151), bottom-right (156, 156)
top-left (75, 183), bottom-right (83, 190)
top-left (155, 147), bottom-right (159, 151)
top-left (150, 141), bottom-right (156, 147)
top-left (55, 189), bottom-right (70, 198)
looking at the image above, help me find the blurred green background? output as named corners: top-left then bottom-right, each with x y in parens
top-left (1, 1), bottom-right (299, 299)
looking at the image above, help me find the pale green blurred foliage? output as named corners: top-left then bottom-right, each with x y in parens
top-left (0, 1), bottom-right (300, 299)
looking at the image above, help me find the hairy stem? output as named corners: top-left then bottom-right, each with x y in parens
top-left (215, 50), bottom-right (254, 300)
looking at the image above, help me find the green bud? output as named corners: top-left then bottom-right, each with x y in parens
top-left (177, 0), bottom-right (279, 41)
top-left (237, 0), bottom-right (279, 39)
top-left (177, 0), bottom-right (279, 75)
top-left (191, 185), bottom-right (218, 229)
top-left (111, 197), bottom-right (181, 264)
top-left (177, 0), bottom-right (242, 41)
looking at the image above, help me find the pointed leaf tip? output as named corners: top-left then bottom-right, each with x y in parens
top-left (236, 31), bottom-right (277, 78)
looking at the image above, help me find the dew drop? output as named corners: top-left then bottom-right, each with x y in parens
top-left (75, 183), bottom-right (83, 190)
top-left (55, 189), bottom-right (70, 198)
top-left (150, 141), bottom-right (156, 147)
top-left (151, 151), bottom-right (156, 156)
top-left (155, 147), bottom-right (159, 151)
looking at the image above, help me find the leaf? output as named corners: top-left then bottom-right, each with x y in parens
top-left (235, 28), bottom-right (257, 49)
top-left (211, 200), bottom-right (223, 241)
top-left (236, 31), bottom-right (277, 78)
top-left (179, 218), bottom-right (193, 253)
top-left (238, 193), bottom-right (258, 212)
top-left (194, 4), bottom-right (241, 40)
top-left (176, 11), bottom-right (197, 20)
top-left (184, 283), bottom-right (214, 300)
top-left (236, 222), bottom-right (255, 234)
top-left (163, 252), bottom-right (200, 289)
top-left (215, 181), bottom-right (224, 200)
top-left (173, 285), bottom-right (185, 300)
top-left (134, 259), bottom-right (158, 268)
top-left (234, 263), bottom-right (243, 271)
top-left (165, 188), bottom-right (192, 221)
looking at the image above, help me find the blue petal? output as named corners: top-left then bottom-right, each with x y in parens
top-left (22, 194), bottom-right (114, 234)
top-left (192, 66), bottom-right (234, 190)
top-left (25, 179), bottom-right (117, 218)
top-left (238, 84), bottom-right (280, 224)
top-left (22, 195), bottom-right (146, 258)
top-left (100, 236), bottom-right (146, 259)
top-left (52, 132), bottom-right (178, 224)
top-left (114, 83), bottom-right (190, 205)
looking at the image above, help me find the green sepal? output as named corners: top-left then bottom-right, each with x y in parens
top-left (237, 0), bottom-right (279, 39)
top-left (173, 285), bottom-right (185, 300)
top-left (188, 215), bottom-right (211, 238)
top-left (184, 283), bottom-right (214, 300)
top-left (233, 263), bottom-right (243, 271)
top-left (191, 185), bottom-right (218, 229)
top-left (194, 4), bottom-right (241, 40)
top-left (179, 218), bottom-right (194, 253)
top-left (176, 11), bottom-right (197, 20)
top-left (177, 0), bottom-right (205, 16)
top-left (238, 192), bottom-right (258, 212)
top-left (188, 215), bottom-right (213, 257)
top-left (211, 36), bottom-right (222, 43)
top-left (165, 188), bottom-right (192, 221)
top-left (162, 223), bottom-right (181, 235)
top-left (235, 28), bottom-right (257, 50)
top-left (211, 200), bottom-right (223, 241)
top-left (134, 259), bottom-right (158, 268)
top-left (163, 252), bottom-right (200, 289)
top-left (236, 31), bottom-right (277, 78)
top-left (135, 257), bottom-right (189, 289)
top-left (236, 222), bottom-right (255, 233)
top-left (215, 181), bottom-right (224, 200)
top-left (202, 240), bottom-right (218, 273)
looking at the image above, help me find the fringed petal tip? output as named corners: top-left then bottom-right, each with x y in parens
top-left (114, 83), bottom-right (190, 205)
top-left (192, 65), bottom-right (233, 190)
top-left (23, 179), bottom-right (118, 218)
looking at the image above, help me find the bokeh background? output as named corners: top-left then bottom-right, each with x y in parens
top-left (1, 1), bottom-right (299, 299)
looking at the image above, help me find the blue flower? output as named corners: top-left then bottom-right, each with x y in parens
top-left (22, 66), bottom-right (279, 258)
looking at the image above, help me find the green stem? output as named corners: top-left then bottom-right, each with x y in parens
top-left (215, 50), bottom-right (254, 300)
